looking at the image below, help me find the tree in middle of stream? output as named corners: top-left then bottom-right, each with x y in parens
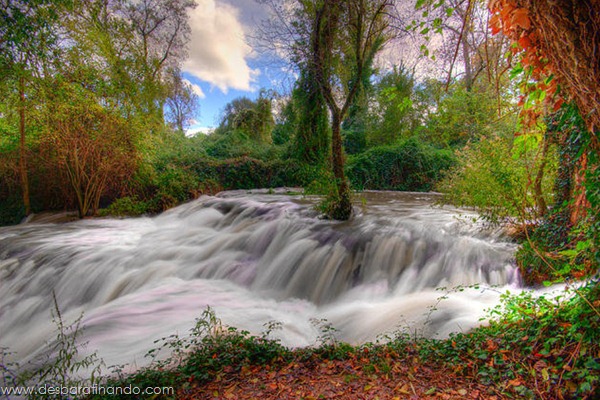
top-left (260, 0), bottom-right (393, 219)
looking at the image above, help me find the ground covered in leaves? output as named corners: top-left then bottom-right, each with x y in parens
top-left (177, 351), bottom-right (497, 400)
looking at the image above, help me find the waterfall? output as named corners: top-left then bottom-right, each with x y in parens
top-left (0, 190), bottom-right (519, 370)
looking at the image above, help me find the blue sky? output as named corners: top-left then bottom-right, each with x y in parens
top-left (181, 0), bottom-right (275, 133)
top-left (180, 0), bottom-right (437, 134)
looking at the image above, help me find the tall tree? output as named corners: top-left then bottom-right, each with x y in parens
top-left (64, 0), bottom-right (196, 124)
top-left (257, 0), bottom-right (331, 163)
top-left (216, 93), bottom-right (275, 144)
top-left (295, 0), bottom-right (392, 219)
top-left (290, 70), bottom-right (331, 162)
top-left (0, 0), bottom-right (63, 216)
top-left (125, 0), bottom-right (196, 122)
top-left (165, 69), bottom-right (200, 134)
top-left (368, 65), bottom-right (416, 146)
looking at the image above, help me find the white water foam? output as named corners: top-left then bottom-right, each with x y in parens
top-left (0, 190), bottom-right (521, 371)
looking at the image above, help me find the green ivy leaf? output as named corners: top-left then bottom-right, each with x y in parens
top-left (510, 63), bottom-right (524, 80)
top-left (416, 0), bottom-right (427, 9)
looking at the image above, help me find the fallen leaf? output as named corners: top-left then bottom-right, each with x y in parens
top-left (508, 378), bottom-right (523, 386)
top-left (425, 387), bottom-right (436, 395)
top-left (395, 383), bottom-right (410, 394)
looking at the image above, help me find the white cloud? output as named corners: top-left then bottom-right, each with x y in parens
top-left (186, 126), bottom-right (214, 136)
top-left (183, 79), bottom-right (206, 98)
top-left (184, 0), bottom-right (260, 93)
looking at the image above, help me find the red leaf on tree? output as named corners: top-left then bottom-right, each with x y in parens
top-left (518, 35), bottom-right (531, 50)
top-left (511, 8), bottom-right (531, 30)
top-left (553, 98), bottom-right (564, 111)
top-left (490, 13), bottom-right (502, 35)
top-left (500, 5), bottom-right (515, 25)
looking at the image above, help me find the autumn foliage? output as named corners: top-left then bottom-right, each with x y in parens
top-left (41, 86), bottom-right (138, 218)
top-left (488, 0), bottom-right (600, 150)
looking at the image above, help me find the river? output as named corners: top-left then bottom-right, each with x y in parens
top-left (0, 190), bottom-right (520, 373)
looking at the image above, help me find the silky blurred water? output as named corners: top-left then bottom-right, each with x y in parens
top-left (0, 190), bottom-right (520, 371)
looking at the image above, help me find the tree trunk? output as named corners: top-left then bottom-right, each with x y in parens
top-left (570, 151), bottom-right (589, 225)
top-left (533, 135), bottom-right (549, 218)
top-left (462, 35), bottom-right (473, 92)
top-left (18, 76), bottom-right (31, 216)
top-left (330, 111), bottom-right (352, 220)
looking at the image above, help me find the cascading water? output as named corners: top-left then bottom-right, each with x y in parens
top-left (0, 190), bottom-right (520, 371)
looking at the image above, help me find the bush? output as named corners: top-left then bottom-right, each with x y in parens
top-left (201, 130), bottom-right (285, 161)
top-left (0, 196), bottom-right (25, 226)
top-left (189, 157), bottom-right (324, 191)
top-left (437, 133), bottom-right (556, 224)
top-left (418, 282), bottom-right (600, 399)
top-left (346, 138), bottom-right (456, 191)
top-left (99, 196), bottom-right (149, 217)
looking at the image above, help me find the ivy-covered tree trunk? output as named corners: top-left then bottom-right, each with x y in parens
top-left (293, 71), bottom-right (330, 164)
top-left (310, 0), bottom-right (352, 220)
top-left (309, 0), bottom-right (390, 220)
top-left (18, 75), bottom-right (31, 216)
top-left (329, 111), bottom-right (352, 220)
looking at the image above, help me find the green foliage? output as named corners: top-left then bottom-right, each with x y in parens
top-left (316, 183), bottom-right (353, 220)
top-left (302, 168), bottom-right (354, 220)
top-left (437, 133), bottom-right (556, 224)
top-left (0, 124), bottom-right (25, 226)
top-left (41, 81), bottom-right (140, 218)
top-left (347, 138), bottom-right (456, 191)
top-left (0, 196), bottom-right (24, 226)
top-left (303, 169), bottom-right (337, 196)
top-left (96, 147), bottom-right (325, 218)
top-left (202, 129), bottom-right (285, 161)
top-left (342, 127), bottom-right (367, 155)
top-left (289, 71), bottom-right (331, 163)
top-left (415, 282), bottom-right (600, 399)
top-left (152, 164), bottom-right (200, 209)
top-left (366, 66), bottom-right (418, 146)
top-left (99, 196), bottom-right (149, 217)
top-left (180, 312), bottom-right (290, 382)
top-left (514, 105), bottom-right (598, 284)
top-left (215, 94), bottom-right (274, 144)
top-left (586, 150), bottom-right (600, 268)
top-left (421, 85), bottom-right (512, 148)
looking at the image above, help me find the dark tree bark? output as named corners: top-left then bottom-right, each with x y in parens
top-left (18, 75), bottom-right (31, 216)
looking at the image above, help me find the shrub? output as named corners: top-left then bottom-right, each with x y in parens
top-left (436, 133), bottom-right (556, 224)
top-left (0, 196), bottom-right (24, 226)
top-left (202, 130), bottom-right (284, 161)
top-left (346, 138), bottom-right (456, 191)
top-left (98, 196), bottom-right (149, 217)
top-left (421, 282), bottom-right (600, 399)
